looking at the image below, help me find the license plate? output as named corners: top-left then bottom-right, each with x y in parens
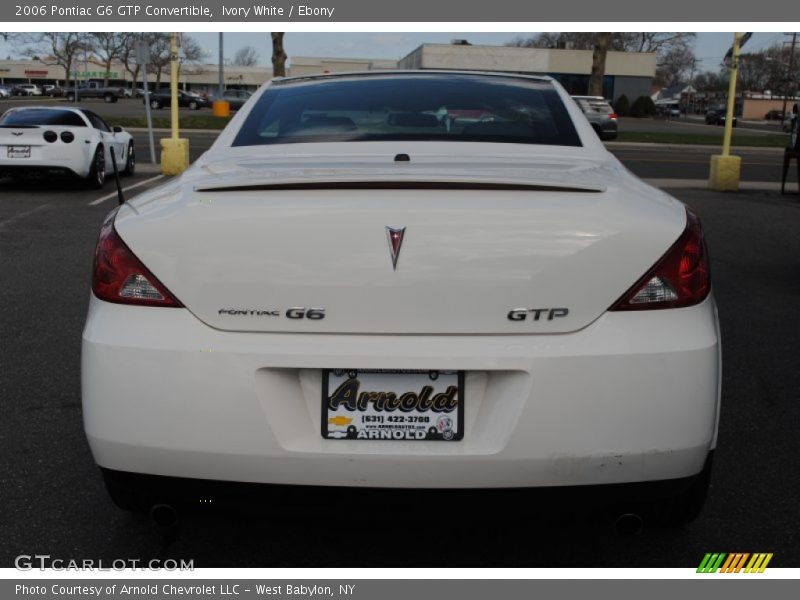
top-left (322, 369), bottom-right (464, 441)
top-left (7, 146), bottom-right (30, 158)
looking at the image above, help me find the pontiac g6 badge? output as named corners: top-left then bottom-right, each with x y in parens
top-left (386, 226), bottom-right (406, 270)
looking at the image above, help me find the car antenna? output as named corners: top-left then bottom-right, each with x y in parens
top-left (109, 146), bottom-right (125, 205)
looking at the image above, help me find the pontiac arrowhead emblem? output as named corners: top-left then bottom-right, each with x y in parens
top-left (11, 131), bottom-right (23, 136)
top-left (385, 226), bottom-right (406, 270)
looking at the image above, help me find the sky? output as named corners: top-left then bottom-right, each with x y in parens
top-left (1, 32), bottom-right (790, 73)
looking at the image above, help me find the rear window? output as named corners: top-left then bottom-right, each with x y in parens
top-left (233, 74), bottom-right (582, 147)
top-left (0, 109), bottom-right (86, 127)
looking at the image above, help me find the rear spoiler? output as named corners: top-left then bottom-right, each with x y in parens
top-left (194, 180), bottom-right (605, 193)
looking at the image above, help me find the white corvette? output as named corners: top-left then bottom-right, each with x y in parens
top-left (0, 106), bottom-right (135, 188)
top-left (83, 72), bottom-right (720, 527)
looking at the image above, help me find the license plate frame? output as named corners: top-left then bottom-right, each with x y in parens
top-left (7, 146), bottom-right (31, 158)
top-left (321, 369), bottom-right (465, 442)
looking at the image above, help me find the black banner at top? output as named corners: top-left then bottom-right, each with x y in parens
top-left (2, 0), bottom-right (792, 22)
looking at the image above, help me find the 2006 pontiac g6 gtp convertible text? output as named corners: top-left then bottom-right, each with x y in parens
top-left (82, 72), bottom-right (720, 526)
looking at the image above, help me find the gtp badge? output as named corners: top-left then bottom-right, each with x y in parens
top-left (385, 226), bottom-right (406, 271)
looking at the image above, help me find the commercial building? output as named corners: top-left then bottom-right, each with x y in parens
top-left (397, 43), bottom-right (657, 101)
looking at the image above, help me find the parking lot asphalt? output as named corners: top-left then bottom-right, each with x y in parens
top-left (1, 172), bottom-right (799, 568)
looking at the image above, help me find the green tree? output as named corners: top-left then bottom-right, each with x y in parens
top-left (630, 96), bottom-right (647, 118)
top-left (614, 94), bottom-right (630, 116)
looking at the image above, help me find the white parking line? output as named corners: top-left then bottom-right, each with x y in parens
top-left (0, 203), bottom-right (50, 231)
top-left (88, 175), bottom-right (165, 206)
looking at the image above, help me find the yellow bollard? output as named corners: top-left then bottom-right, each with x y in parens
top-left (708, 155), bottom-right (742, 192)
top-left (212, 99), bottom-right (230, 117)
top-left (160, 138), bottom-right (189, 175)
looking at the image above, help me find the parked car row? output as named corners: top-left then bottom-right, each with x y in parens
top-left (0, 83), bottom-right (254, 111)
top-left (144, 87), bottom-right (253, 110)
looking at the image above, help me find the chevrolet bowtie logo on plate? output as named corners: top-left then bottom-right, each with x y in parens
top-left (385, 226), bottom-right (406, 270)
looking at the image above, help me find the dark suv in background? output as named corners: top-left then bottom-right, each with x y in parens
top-left (571, 96), bottom-right (618, 140)
top-left (705, 108), bottom-right (737, 127)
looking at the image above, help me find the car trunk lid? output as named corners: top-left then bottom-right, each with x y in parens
top-left (115, 158), bottom-right (685, 335)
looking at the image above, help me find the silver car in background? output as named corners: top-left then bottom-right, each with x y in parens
top-left (572, 95), bottom-right (618, 140)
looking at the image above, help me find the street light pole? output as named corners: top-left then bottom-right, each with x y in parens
top-left (212, 32), bottom-right (230, 117)
top-left (170, 32), bottom-right (178, 141)
top-left (218, 32), bottom-right (224, 99)
top-left (781, 32), bottom-right (797, 121)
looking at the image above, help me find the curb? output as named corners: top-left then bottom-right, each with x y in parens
top-left (125, 127), bottom-right (223, 134)
top-left (643, 178), bottom-right (790, 192)
top-left (606, 141), bottom-right (786, 153)
top-left (134, 164), bottom-right (162, 174)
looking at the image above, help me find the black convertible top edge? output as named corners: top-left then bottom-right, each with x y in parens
top-left (194, 181), bottom-right (604, 193)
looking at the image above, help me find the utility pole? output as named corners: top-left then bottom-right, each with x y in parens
top-left (212, 32), bottom-right (230, 117)
top-left (780, 32), bottom-right (797, 121)
top-left (170, 32), bottom-right (178, 141)
top-left (218, 32), bottom-right (224, 98)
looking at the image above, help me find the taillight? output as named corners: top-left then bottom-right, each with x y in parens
top-left (608, 112), bottom-right (618, 119)
top-left (610, 209), bottom-right (710, 311)
top-left (92, 216), bottom-right (182, 307)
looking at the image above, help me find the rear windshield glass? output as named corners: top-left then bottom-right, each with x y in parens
top-left (0, 109), bottom-right (86, 127)
top-left (232, 74), bottom-right (582, 147)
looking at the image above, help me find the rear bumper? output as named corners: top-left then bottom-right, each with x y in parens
top-left (82, 294), bottom-right (721, 489)
top-left (0, 155), bottom-right (89, 178)
top-left (101, 453), bottom-right (713, 513)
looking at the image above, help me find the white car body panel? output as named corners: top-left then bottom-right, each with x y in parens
top-left (0, 106), bottom-right (131, 178)
top-left (82, 72), bottom-right (721, 490)
top-left (83, 295), bottom-right (720, 487)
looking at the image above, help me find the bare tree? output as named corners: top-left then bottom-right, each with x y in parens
top-left (508, 32), bottom-right (621, 51)
top-left (143, 33), bottom-right (203, 87)
top-left (118, 33), bottom-right (145, 91)
top-left (14, 32), bottom-right (94, 88)
top-left (737, 44), bottom-right (800, 93)
top-left (656, 45), bottom-right (697, 87)
top-left (90, 33), bottom-right (128, 86)
top-left (271, 33), bottom-right (287, 78)
top-left (233, 46), bottom-right (259, 66)
top-left (589, 33), bottom-right (613, 96)
top-left (693, 70), bottom-right (729, 93)
top-left (146, 34), bottom-right (171, 86)
top-left (615, 33), bottom-right (692, 54)
top-left (508, 32), bottom-right (698, 89)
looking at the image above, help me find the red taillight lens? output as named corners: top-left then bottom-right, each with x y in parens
top-left (610, 209), bottom-right (710, 311)
top-left (92, 217), bottom-right (182, 307)
top-left (608, 112), bottom-right (618, 119)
